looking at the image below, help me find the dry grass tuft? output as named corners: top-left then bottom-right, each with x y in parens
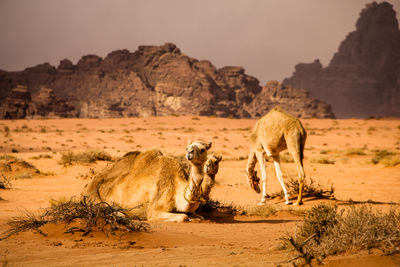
top-left (243, 204), bottom-right (277, 217)
top-left (371, 150), bottom-right (399, 166)
top-left (0, 156), bottom-right (40, 177)
top-left (0, 175), bottom-right (11, 190)
top-left (60, 150), bottom-right (112, 166)
top-left (282, 204), bottom-right (400, 265)
top-left (197, 199), bottom-right (239, 215)
top-left (271, 176), bottom-right (334, 200)
top-left (311, 157), bottom-right (335, 164)
top-left (345, 148), bottom-right (367, 156)
top-left (0, 197), bottom-right (148, 240)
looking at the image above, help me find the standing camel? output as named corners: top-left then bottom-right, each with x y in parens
top-left (245, 107), bottom-right (307, 205)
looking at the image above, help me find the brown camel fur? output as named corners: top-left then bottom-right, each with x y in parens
top-left (83, 141), bottom-right (212, 222)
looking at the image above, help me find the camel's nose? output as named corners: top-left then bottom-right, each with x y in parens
top-left (186, 152), bottom-right (194, 160)
top-left (205, 166), bottom-right (210, 173)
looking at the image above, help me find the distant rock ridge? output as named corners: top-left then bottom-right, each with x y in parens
top-left (0, 43), bottom-right (334, 119)
top-left (0, 86), bottom-right (76, 119)
top-left (283, 1), bottom-right (400, 118)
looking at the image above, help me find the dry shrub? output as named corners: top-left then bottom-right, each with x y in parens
top-left (371, 150), bottom-right (399, 166)
top-left (197, 199), bottom-right (239, 215)
top-left (0, 175), bottom-right (11, 190)
top-left (380, 156), bottom-right (400, 167)
top-left (30, 154), bottom-right (52, 160)
top-left (282, 204), bottom-right (400, 265)
top-left (311, 157), bottom-right (335, 164)
top-left (345, 148), bottom-right (367, 156)
top-left (280, 152), bottom-right (294, 163)
top-left (0, 197), bottom-right (148, 241)
top-left (0, 156), bottom-right (40, 177)
top-left (60, 150), bottom-right (112, 166)
top-left (243, 204), bottom-right (277, 217)
top-left (271, 176), bottom-right (334, 200)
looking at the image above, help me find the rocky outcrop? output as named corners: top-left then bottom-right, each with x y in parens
top-left (28, 87), bottom-right (77, 118)
top-left (245, 81), bottom-right (334, 118)
top-left (0, 43), bottom-right (334, 119)
top-left (0, 85), bottom-right (32, 119)
top-left (0, 86), bottom-right (76, 119)
top-left (283, 2), bottom-right (400, 118)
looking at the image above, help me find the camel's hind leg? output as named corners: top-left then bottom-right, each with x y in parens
top-left (287, 135), bottom-right (306, 205)
top-left (272, 155), bottom-right (291, 205)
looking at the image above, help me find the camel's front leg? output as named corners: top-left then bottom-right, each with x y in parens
top-left (255, 151), bottom-right (268, 204)
top-left (188, 212), bottom-right (204, 221)
top-left (147, 210), bottom-right (189, 222)
top-left (272, 155), bottom-right (291, 205)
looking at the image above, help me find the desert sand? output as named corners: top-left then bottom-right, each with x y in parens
top-left (1, 116), bottom-right (400, 266)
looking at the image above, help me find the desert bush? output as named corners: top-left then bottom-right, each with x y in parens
top-left (379, 156), bottom-right (400, 167)
top-left (0, 197), bottom-right (148, 241)
top-left (0, 154), bottom-right (16, 161)
top-left (243, 204), bottom-right (277, 217)
top-left (30, 154), bottom-right (52, 160)
top-left (282, 204), bottom-right (400, 265)
top-left (0, 175), bottom-right (11, 189)
top-left (0, 157), bottom-right (40, 177)
top-left (197, 199), bottom-right (239, 216)
top-left (311, 157), bottom-right (335, 164)
top-left (345, 148), bottom-right (366, 156)
top-left (60, 150), bottom-right (112, 166)
top-left (286, 176), bottom-right (333, 199)
top-left (371, 150), bottom-right (395, 165)
top-left (271, 176), bottom-right (334, 200)
top-left (13, 173), bottom-right (33, 179)
top-left (280, 152), bottom-right (295, 163)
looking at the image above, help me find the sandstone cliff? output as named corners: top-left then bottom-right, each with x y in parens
top-left (283, 1), bottom-right (400, 118)
top-left (0, 43), bottom-right (334, 119)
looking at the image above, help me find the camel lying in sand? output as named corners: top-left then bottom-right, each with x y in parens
top-left (245, 107), bottom-right (307, 205)
top-left (84, 141), bottom-right (212, 222)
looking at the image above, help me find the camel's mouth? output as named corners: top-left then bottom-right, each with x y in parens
top-left (251, 181), bottom-right (261, 194)
top-left (186, 153), bottom-right (194, 161)
top-left (247, 172), bottom-right (261, 193)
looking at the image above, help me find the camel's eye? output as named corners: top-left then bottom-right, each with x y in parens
top-left (201, 148), bottom-right (205, 152)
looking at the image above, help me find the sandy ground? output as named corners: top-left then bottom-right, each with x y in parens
top-left (0, 116), bottom-right (400, 266)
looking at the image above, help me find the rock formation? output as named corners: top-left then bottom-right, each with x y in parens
top-left (0, 85), bottom-right (32, 119)
top-left (0, 43), bottom-right (334, 119)
top-left (245, 81), bottom-right (334, 118)
top-left (0, 85), bottom-right (76, 119)
top-left (283, 1), bottom-right (400, 118)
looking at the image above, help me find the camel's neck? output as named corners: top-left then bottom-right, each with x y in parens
top-left (188, 163), bottom-right (204, 192)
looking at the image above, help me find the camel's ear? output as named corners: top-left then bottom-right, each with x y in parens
top-left (205, 141), bottom-right (212, 150)
top-left (216, 155), bottom-right (222, 162)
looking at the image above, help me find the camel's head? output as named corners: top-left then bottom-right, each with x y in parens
top-left (245, 170), bottom-right (261, 194)
top-left (204, 155), bottom-right (222, 175)
top-left (202, 154), bottom-right (222, 200)
top-left (186, 140), bottom-right (212, 165)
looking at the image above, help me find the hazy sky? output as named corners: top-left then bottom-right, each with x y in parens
top-left (0, 0), bottom-right (399, 84)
